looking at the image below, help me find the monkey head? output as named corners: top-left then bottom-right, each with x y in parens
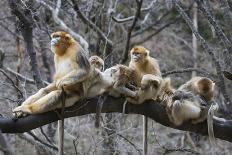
top-left (111, 65), bottom-right (134, 81)
top-left (89, 55), bottom-right (104, 71)
top-left (50, 31), bottom-right (76, 54)
top-left (195, 77), bottom-right (215, 101)
top-left (196, 77), bottom-right (214, 93)
top-left (141, 74), bottom-right (162, 92)
top-left (130, 46), bottom-right (150, 63)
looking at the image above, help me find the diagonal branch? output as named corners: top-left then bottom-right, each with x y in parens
top-left (1, 96), bottom-right (232, 143)
top-left (195, 0), bottom-right (232, 53)
top-left (71, 0), bottom-right (113, 47)
top-left (174, 0), bottom-right (231, 105)
top-left (121, 0), bottom-right (143, 64)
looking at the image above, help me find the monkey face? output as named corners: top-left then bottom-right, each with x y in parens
top-left (50, 31), bottom-right (72, 47)
top-left (197, 77), bottom-right (214, 94)
top-left (130, 46), bottom-right (149, 62)
top-left (89, 56), bottom-right (104, 71)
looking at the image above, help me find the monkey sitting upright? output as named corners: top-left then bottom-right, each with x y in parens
top-left (129, 46), bottom-right (162, 86)
top-left (13, 31), bottom-right (91, 117)
top-left (127, 46), bottom-right (162, 103)
top-left (168, 76), bottom-right (215, 126)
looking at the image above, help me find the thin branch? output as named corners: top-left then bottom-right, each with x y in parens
top-left (4, 67), bottom-right (50, 85)
top-left (27, 131), bottom-right (58, 151)
top-left (71, 0), bottom-right (113, 47)
top-left (0, 69), bottom-right (23, 99)
top-left (132, 17), bottom-right (180, 46)
top-left (112, 0), bottom-right (157, 24)
top-left (121, 0), bottom-right (143, 64)
top-left (35, 0), bottom-right (89, 54)
top-left (174, 0), bottom-right (231, 105)
top-left (162, 67), bottom-right (216, 79)
top-left (195, 0), bottom-right (232, 53)
top-left (117, 134), bottom-right (142, 155)
top-left (112, 16), bottom-right (135, 23)
top-left (8, 0), bottom-right (44, 89)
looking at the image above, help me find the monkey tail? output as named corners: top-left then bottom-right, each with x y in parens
top-left (207, 101), bottom-right (218, 146)
top-left (95, 96), bottom-right (106, 128)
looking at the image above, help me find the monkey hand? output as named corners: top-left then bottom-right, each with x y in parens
top-left (56, 78), bottom-right (73, 89)
top-left (126, 92), bottom-right (141, 104)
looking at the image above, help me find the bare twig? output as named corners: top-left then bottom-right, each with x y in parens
top-left (162, 67), bottom-right (215, 78)
top-left (0, 131), bottom-right (14, 155)
top-left (174, 0), bottom-right (231, 105)
top-left (195, 0), bottom-right (232, 53)
top-left (117, 134), bottom-right (142, 155)
top-left (35, 0), bottom-right (89, 55)
top-left (112, 0), bottom-right (157, 24)
top-left (0, 69), bottom-right (23, 99)
top-left (18, 133), bottom-right (55, 154)
top-left (121, 0), bottom-right (143, 64)
top-left (8, 0), bottom-right (44, 89)
top-left (4, 67), bottom-right (50, 85)
top-left (132, 17), bottom-right (180, 46)
top-left (71, 0), bottom-right (113, 47)
top-left (27, 131), bottom-right (58, 151)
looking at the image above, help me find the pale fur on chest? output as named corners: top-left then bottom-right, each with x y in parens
top-left (54, 56), bottom-right (75, 80)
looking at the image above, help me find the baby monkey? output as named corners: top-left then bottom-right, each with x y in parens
top-left (127, 74), bottom-right (163, 104)
top-left (169, 76), bottom-right (215, 126)
top-left (89, 55), bottom-right (104, 71)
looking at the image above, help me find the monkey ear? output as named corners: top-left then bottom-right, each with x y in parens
top-left (151, 80), bottom-right (160, 88)
top-left (146, 50), bottom-right (150, 55)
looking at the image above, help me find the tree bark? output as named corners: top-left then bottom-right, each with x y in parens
top-left (1, 95), bottom-right (232, 143)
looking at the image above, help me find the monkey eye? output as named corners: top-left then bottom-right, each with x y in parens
top-left (133, 52), bottom-right (139, 55)
top-left (144, 53), bottom-right (147, 56)
top-left (65, 36), bottom-right (70, 40)
top-left (52, 34), bottom-right (60, 38)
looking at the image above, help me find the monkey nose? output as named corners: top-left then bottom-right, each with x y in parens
top-left (132, 55), bottom-right (139, 61)
top-left (51, 37), bottom-right (60, 45)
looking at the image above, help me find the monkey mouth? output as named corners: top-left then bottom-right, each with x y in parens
top-left (51, 37), bottom-right (61, 46)
top-left (132, 55), bottom-right (140, 61)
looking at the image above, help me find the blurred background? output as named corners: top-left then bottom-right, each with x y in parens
top-left (0, 0), bottom-right (231, 154)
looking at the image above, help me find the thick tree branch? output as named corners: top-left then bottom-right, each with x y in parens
top-left (1, 96), bottom-right (232, 143)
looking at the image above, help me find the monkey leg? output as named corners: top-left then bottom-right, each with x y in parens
top-left (56, 69), bottom-right (90, 89)
top-left (191, 108), bottom-right (208, 124)
top-left (21, 83), bottom-right (57, 106)
top-left (13, 90), bottom-right (62, 117)
top-left (13, 90), bottom-right (81, 117)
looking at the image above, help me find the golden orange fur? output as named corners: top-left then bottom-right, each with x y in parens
top-left (13, 31), bottom-right (90, 116)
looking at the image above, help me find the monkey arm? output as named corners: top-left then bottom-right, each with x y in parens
top-left (113, 82), bottom-right (137, 98)
top-left (56, 68), bottom-right (90, 88)
top-left (57, 50), bottom-right (91, 88)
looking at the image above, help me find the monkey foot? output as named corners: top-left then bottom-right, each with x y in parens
top-left (12, 106), bottom-right (31, 118)
top-left (13, 111), bottom-right (28, 118)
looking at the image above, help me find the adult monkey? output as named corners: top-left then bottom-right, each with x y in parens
top-left (129, 46), bottom-right (162, 155)
top-left (13, 31), bottom-right (90, 117)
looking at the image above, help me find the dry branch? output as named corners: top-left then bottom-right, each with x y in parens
top-left (121, 0), bottom-right (143, 64)
top-left (1, 95), bottom-right (232, 143)
top-left (174, 0), bottom-right (231, 105)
